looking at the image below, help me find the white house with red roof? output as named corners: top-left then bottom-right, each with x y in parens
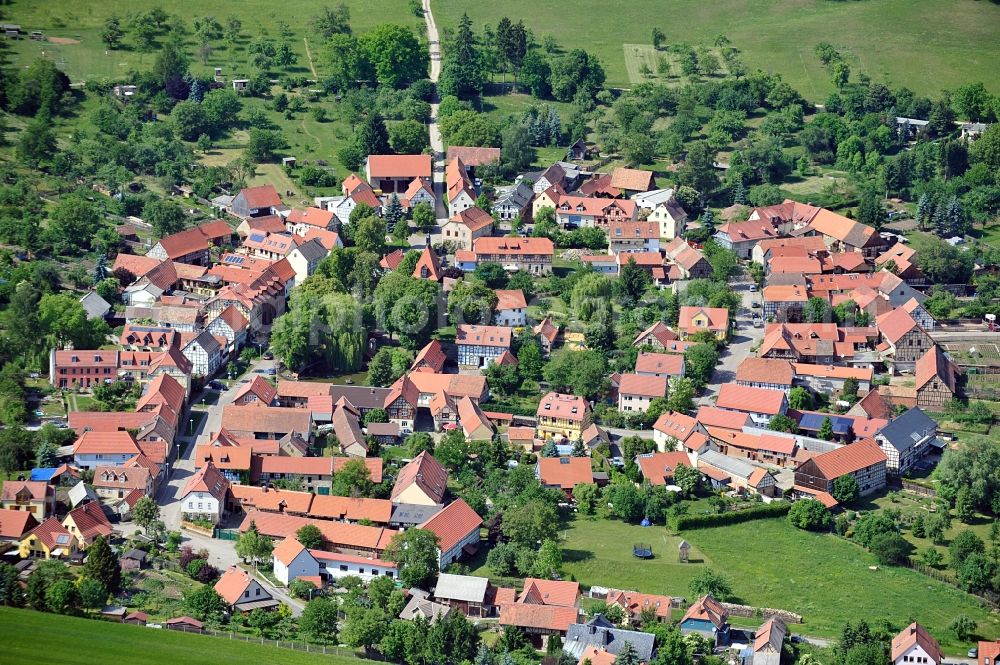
top-left (366, 155), bottom-right (433, 194)
top-left (494, 289), bottom-right (528, 327)
top-left (442, 206), bottom-right (494, 251)
top-left (891, 623), bottom-right (941, 665)
top-left (635, 352), bottom-right (685, 379)
top-left (419, 498), bottom-right (483, 568)
top-left (715, 384), bottom-right (788, 426)
top-left (180, 462), bottom-right (230, 523)
top-left (214, 565), bottom-right (278, 613)
top-left (606, 221), bottom-right (660, 255)
top-left (272, 536), bottom-right (398, 586)
top-left (456, 324), bottom-right (513, 368)
top-left (617, 374), bottom-right (668, 412)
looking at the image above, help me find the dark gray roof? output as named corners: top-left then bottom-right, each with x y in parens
top-left (390, 502), bottom-right (442, 526)
top-left (329, 386), bottom-right (391, 411)
top-left (294, 237), bottom-right (329, 262)
top-left (876, 407), bottom-right (937, 452)
top-left (80, 292), bottom-right (112, 319)
top-left (564, 615), bottom-right (656, 660)
top-left (495, 182), bottom-right (533, 209)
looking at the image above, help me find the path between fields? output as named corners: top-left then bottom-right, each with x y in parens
top-left (303, 37), bottom-right (318, 79)
top-left (422, 0), bottom-right (449, 221)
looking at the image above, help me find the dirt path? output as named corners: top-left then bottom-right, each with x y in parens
top-left (303, 37), bottom-right (318, 79)
top-left (421, 0), bottom-right (449, 221)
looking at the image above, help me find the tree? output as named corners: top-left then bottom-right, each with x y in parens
top-left (533, 539), bottom-right (563, 578)
top-left (367, 346), bottom-right (411, 387)
top-left (768, 414), bottom-right (797, 433)
top-left (651, 28), bottom-right (666, 49)
top-left (688, 569), bottom-right (732, 601)
top-left (500, 123), bottom-right (535, 175)
top-left (17, 117), bottom-right (57, 168)
top-left (439, 14), bottom-right (486, 98)
top-left (405, 432), bottom-right (434, 456)
top-left (246, 128), bottom-right (287, 163)
top-left (184, 585), bottom-right (226, 621)
top-left (235, 521), bottom-right (273, 568)
top-left (574, 482), bottom-right (600, 514)
top-left (359, 24), bottom-right (426, 88)
top-left (296, 524), bottom-right (326, 550)
top-left (436, 430), bottom-right (470, 469)
top-left (412, 203), bottom-right (435, 233)
top-left (301, 597), bottom-right (339, 642)
top-left (384, 528), bottom-right (440, 589)
top-left (542, 348), bottom-right (608, 399)
top-left (83, 536), bottom-right (121, 594)
top-left (817, 416), bottom-right (834, 441)
top-left (788, 499), bottom-right (832, 531)
top-left (502, 500), bottom-right (559, 548)
top-left (950, 615), bottom-right (977, 641)
top-left (102, 15), bottom-right (124, 49)
top-left (955, 486), bottom-right (977, 523)
top-left (332, 458), bottom-right (374, 497)
top-left (389, 120), bottom-right (429, 154)
top-left (0, 563), bottom-right (24, 607)
top-left (831, 475), bottom-right (859, 505)
top-left (856, 188), bottom-right (884, 231)
top-left (132, 496), bottom-right (160, 534)
top-left (619, 257), bottom-right (652, 303)
top-left (46, 580), bottom-right (80, 615)
top-left (868, 532), bottom-right (910, 565)
top-left (78, 578), bottom-right (108, 612)
top-left (948, 530), bottom-right (984, 568)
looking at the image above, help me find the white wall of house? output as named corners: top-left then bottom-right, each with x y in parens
top-left (495, 307), bottom-right (526, 327)
top-left (182, 491), bottom-right (222, 522)
top-left (74, 453), bottom-right (136, 470)
top-left (274, 549), bottom-right (320, 585)
top-left (893, 643), bottom-right (938, 665)
top-left (438, 529), bottom-right (480, 568)
top-left (619, 393), bottom-right (655, 412)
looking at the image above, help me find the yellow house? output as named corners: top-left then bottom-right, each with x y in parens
top-left (535, 392), bottom-right (592, 441)
top-left (390, 451), bottom-right (448, 506)
top-left (531, 187), bottom-right (562, 221)
top-left (18, 517), bottom-right (75, 559)
top-left (61, 502), bottom-right (113, 550)
top-left (678, 306), bottom-right (729, 341)
top-left (1, 481), bottom-right (55, 519)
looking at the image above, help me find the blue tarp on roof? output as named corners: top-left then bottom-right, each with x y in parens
top-left (30, 468), bottom-right (57, 482)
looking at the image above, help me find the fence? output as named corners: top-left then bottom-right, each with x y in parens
top-left (214, 528), bottom-right (240, 541)
top-left (899, 480), bottom-right (936, 497)
top-left (718, 602), bottom-right (802, 624)
top-left (165, 624), bottom-right (363, 658)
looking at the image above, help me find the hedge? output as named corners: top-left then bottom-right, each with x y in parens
top-left (671, 501), bottom-right (790, 530)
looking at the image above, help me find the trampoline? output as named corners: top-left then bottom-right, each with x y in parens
top-left (633, 543), bottom-right (654, 559)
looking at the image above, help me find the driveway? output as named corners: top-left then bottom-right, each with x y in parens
top-left (157, 357), bottom-right (277, 533)
top-left (422, 0), bottom-right (449, 222)
top-left (697, 282), bottom-right (765, 406)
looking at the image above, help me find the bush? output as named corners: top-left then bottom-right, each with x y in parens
top-left (787, 499), bottom-right (832, 531)
top-left (670, 502), bottom-right (790, 530)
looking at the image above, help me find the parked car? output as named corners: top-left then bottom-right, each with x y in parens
top-left (264, 368), bottom-right (277, 375)
top-left (968, 649), bottom-right (978, 659)
top-left (208, 381), bottom-right (225, 390)
top-left (751, 301), bottom-right (761, 308)
top-left (262, 351), bottom-right (274, 360)
top-left (748, 284), bottom-right (757, 292)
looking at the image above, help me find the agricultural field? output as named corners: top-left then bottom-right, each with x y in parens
top-left (0, 607), bottom-right (371, 665)
top-left (434, 0), bottom-right (1000, 98)
top-left (469, 516), bottom-right (999, 651)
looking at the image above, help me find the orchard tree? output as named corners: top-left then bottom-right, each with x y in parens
top-left (384, 528), bottom-right (440, 589)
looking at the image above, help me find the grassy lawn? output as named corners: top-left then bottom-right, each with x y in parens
top-left (434, 0), bottom-right (1000, 98)
top-left (0, 607), bottom-right (373, 665)
top-left (4, 0), bottom-right (415, 83)
top-left (476, 516), bottom-right (998, 651)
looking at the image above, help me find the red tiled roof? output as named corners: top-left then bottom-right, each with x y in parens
top-left (392, 451), bottom-right (448, 504)
top-left (618, 373), bottom-right (668, 398)
top-left (653, 411), bottom-right (698, 442)
top-left (0, 507), bottom-right (38, 539)
top-left (610, 167), bottom-right (655, 192)
top-left (892, 623), bottom-right (942, 664)
top-left (678, 306), bottom-right (729, 333)
top-left (537, 457), bottom-right (593, 490)
top-left (239, 510), bottom-right (398, 551)
top-left (273, 536), bottom-right (307, 566)
top-left (64, 501), bottom-right (113, 543)
top-left (239, 185), bottom-right (282, 209)
top-left (286, 207), bottom-right (334, 228)
top-left (180, 462), bottom-right (230, 502)
top-left (716, 384), bottom-right (786, 415)
top-left (704, 427), bottom-right (796, 456)
top-left (536, 392), bottom-right (589, 423)
top-left (633, 321), bottom-right (678, 347)
top-left (915, 345), bottom-right (958, 393)
top-left (380, 249), bottom-right (405, 270)
top-left (24, 517), bottom-right (73, 552)
top-left (368, 154), bottom-right (433, 179)
top-left (800, 439), bottom-right (886, 479)
top-left (233, 375), bottom-right (276, 405)
top-left (419, 498), bottom-right (482, 552)
top-left (736, 358), bottom-right (794, 386)
top-left (456, 324), bottom-right (513, 348)
top-left (73, 431), bottom-right (142, 456)
top-left (412, 340), bottom-right (447, 372)
top-left (696, 405), bottom-right (752, 430)
top-left (577, 646), bottom-right (617, 665)
top-left (472, 237), bottom-right (554, 256)
top-left (154, 220), bottom-right (232, 260)
top-left (875, 308), bottom-right (919, 344)
top-left (1, 481), bottom-right (51, 502)
top-left (413, 246), bottom-right (443, 281)
top-left (681, 594), bottom-right (728, 628)
top-left (518, 578), bottom-right (580, 607)
top-left (450, 206), bottom-right (494, 232)
top-left (500, 603), bottom-right (579, 632)
top-left (310, 495), bottom-right (392, 523)
top-left (635, 352), bottom-right (685, 376)
top-left (495, 289), bottom-right (528, 311)
top-left (194, 445), bottom-right (252, 471)
top-left (637, 451), bottom-right (692, 485)
top-left (113, 254), bottom-right (161, 278)
top-left (214, 566), bottom-right (256, 605)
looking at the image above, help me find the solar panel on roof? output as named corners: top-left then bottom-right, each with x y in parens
top-left (249, 233), bottom-right (266, 242)
top-left (798, 413), bottom-right (852, 434)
